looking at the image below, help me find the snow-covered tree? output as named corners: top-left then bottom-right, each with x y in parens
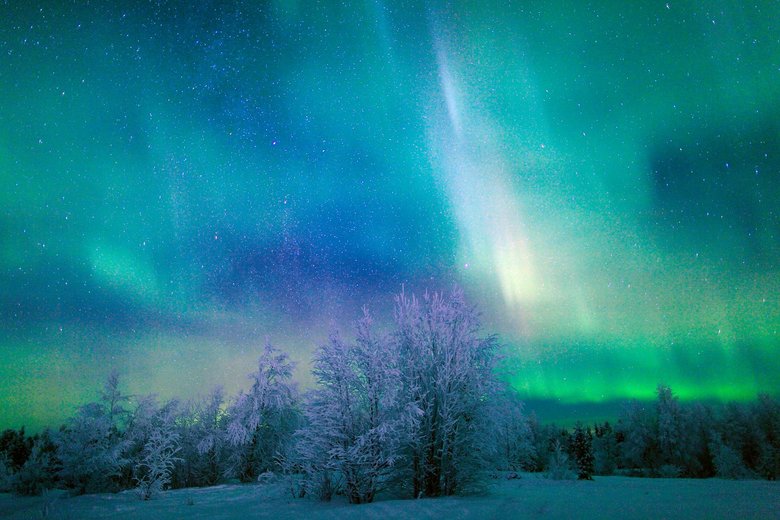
top-left (123, 394), bottom-right (161, 482)
top-left (393, 288), bottom-right (500, 497)
top-left (133, 404), bottom-right (182, 500)
top-left (102, 369), bottom-right (130, 430)
top-left (717, 402), bottom-right (762, 474)
top-left (187, 387), bottom-right (228, 486)
top-left (526, 414), bottom-right (557, 472)
top-left (710, 434), bottom-right (751, 479)
top-left (617, 400), bottom-right (658, 474)
top-left (492, 390), bottom-right (535, 471)
top-left (164, 388), bottom-right (229, 489)
top-left (656, 385), bottom-right (683, 471)
top-left (0, 428), bottom-right (33, 473)
top-left (57, 402), bottom-right (128, 494)
top-left (225, 341), bottom-right (299, 482)
top-left (56, 372), bottom-right (131, 494)
top-left (118, 389), bottom-right (225, 493)
top-left (679, 402), bottom-right (716, 478)
top-left (592, 422), bottom-right (618, 476)
top-left (754, 394), bottom-right (780, 480)
top-left (296, 308), bottom-right (399, 503)
top-left (295, 334), bottom-right (353, 501)
top-left (342, 308), bottom-right (400, 502)
top-left (9, 431), bottom-right (58, 496)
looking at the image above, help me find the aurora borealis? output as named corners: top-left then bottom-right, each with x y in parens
top-left (1, 1), bottom-right (778, 431)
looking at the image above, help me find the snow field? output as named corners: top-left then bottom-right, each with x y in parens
top-left (2, 474), bottom-right (778, 520)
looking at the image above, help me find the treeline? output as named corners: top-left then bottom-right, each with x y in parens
top-left (525, 386), bottom-right (780, 481)
top-left (0, 289), bottom-right (507, 501)
top-left (1, 289), bottom-right (778, 503)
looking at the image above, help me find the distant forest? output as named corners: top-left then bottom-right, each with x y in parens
top-left (2, 289), bottom-right (778, 503)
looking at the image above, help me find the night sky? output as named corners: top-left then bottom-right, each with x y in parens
top-left (1, 1), bottom-right (779, 431)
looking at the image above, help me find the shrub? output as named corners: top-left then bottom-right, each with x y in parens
top-left (546, 441), bottom-right (576, 480)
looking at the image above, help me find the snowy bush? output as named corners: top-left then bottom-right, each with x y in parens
top-left (306, 467), bottom-right (339, 502)
top-left (546, 440), bottom-right (576, 480)
top-left (711, 438), bottom-right (751, 479)
top-left (134, 422), bottom-right (182, 500)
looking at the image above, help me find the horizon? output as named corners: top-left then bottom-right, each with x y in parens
top-left (3, 344), bottom-right (775, 433)
top-left (1, 1), bottom-right (779, 432)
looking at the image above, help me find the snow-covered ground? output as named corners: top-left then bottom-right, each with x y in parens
top-left (2, 474), bottom-right (778, 520)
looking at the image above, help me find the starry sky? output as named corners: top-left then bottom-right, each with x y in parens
top-left (1, 1), bottom-right (779, 430)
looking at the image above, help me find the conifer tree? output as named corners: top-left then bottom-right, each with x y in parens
top-left (571, 422), bottom-right (594, 480)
